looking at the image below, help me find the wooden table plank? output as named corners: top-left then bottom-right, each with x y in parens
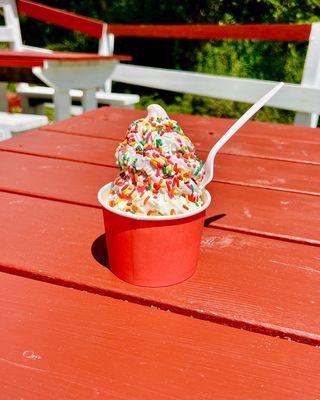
top-left (206, 182), bottom-right (320, 245)
top-left (43, 108), bottom-right (320, 164)
top-left (0, 151), bottom-right (115, 207)
top-left (1, 151), bottom-right (319, 244)
top-left (1, 191), bottom-right (319, 344)
top-left (58, 106), bottom-right (320, 143)
top-left (1, 272), bottom-right (320, 400)
top-left (1, 129), bottom-right (319, 195)
top-left (44, 120), bottom-right (320, 165)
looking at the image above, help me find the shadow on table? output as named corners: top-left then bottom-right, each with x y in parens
top-left (204, 213), bottom-right (226, 227)
top-left (91, 234), bottom-right (110, 269)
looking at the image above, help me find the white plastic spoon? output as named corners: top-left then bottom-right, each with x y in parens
top-left (199, 82), bottom-right (284, 189)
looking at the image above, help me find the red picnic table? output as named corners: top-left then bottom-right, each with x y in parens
top-left (0, 50), bottom-right (131, 120)
top-left (0, 107), bottom-right (320, 398)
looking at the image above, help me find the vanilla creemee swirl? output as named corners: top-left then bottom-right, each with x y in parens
top-left (108, 104), bottom-right (206, 216)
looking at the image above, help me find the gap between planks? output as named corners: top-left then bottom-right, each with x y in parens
top-left (42, 127), bottom-right (320, 166)
top-left (0, 186), bottom-right (319, 248)
top-left (1, 190), bottom-right (319, 347)
top-left (0, 262), bottom-right (319, 348)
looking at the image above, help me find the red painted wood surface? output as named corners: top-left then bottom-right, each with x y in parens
top-left (1, 129), bottom-right (319, 195)
top-left (1, 104), bottom-right (320, 398)
top-left (0, 51), bottom-right (131, 68)
top-left (18, 0), bottom-right (104, 38)
top-left (79, 106), bottom-right (320, 143)
top-left (206, 181), bottom-right (320, 244)
top-left (108, 23), bottom-right (311, 41)
top-left (1, 151), bottom-right (319, 244)
top-left (44, 108), bottom-right (320, 165)
top-left (17, 1), bottom-right (311, 41)
top-left (0, 151), bottom-right (116, 207)
top-left (1, 191), bottom-right (319, 344)
top-left (210, 153), bottom-right (320, 195)
top-left (2, 272), bottom-right (320, 399)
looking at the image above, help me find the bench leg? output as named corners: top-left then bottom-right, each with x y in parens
top-left (34, 103), bottom-right (46, 115)
top-left (0, 83), bottom-right (8, 112)
top-left (82, 88), bottom-right (97, 112)
top-left (54, 89), bottom-right (71, 121)
top-left (294, 112), bottom-right (319, 128)
top-left (294, 23), bottom-right (320, 128)
top-left (104, 80), bottom-right (112, 93)
top-left (20, 94), bottom-right (36, 114)
top-left (20, 95), bottom-right (31, 113)
top-left (0, 127), bottom-right (12, 141)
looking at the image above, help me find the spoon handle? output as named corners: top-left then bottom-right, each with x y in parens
top-left (209, 82), bottom-right (284, 160)
top-left (202, 82), bottom-right (284, 187)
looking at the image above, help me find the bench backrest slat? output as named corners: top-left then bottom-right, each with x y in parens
top-left (108, 24), bottom-right (311, 41)
top-left (17, 0), bottom-right (104, 38)
top-left (112, 64), bottom-right (320, 115)
top-left (16, 1), bottom-right (311, 41)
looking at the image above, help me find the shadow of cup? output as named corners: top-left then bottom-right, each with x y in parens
top-left (91, 233), bottom-right (110, 269)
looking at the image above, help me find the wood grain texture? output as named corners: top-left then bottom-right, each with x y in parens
top-left (206, 181), bottom-right (320, 245)
top-left (43, 108), bottom-right (320, 164)
top-left (2, 272), bottom-right (320, 400)
top-left (0, 151), bottom-right (116, 207)
top-left (1, 191), bottom-right (319, 344)
top-left (1, 130), bottom-right (319, 195)
top-left (0, 151), bottom-right (319, 244)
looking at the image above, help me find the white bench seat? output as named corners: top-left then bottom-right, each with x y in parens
top-left (17, 85), bottom-right (140, 111)
top-left (0, 111), bottom-right (48, 140)
top-left (0, 127), bottom-right (11, 141)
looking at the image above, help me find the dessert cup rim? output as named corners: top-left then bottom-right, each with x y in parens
top-left (97, 182), bottom-right (211, 221)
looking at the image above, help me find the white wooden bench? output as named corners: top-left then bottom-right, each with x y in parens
top-left (1, 0), bottom-right (139, 120)
top-left (17, 85), bottom-right (140, 114)
top-left (0, 111), bottom-right (48, 139)
top-left (0, 79), bottom-right (48, 139)
top-left (107, 23), bottom-right (320, 128)
top-left (0, 127), bottom-right (11, 141)
top-left (0, 0), bottom-right (49, 138)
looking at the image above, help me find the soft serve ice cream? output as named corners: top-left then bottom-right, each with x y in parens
top-left (108, 104), bottom-right (205, 216)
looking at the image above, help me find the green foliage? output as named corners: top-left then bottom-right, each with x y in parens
top-left (193, 40), bottom-right (305, 122)
top-left (19, 0), bottom-right (320, 123)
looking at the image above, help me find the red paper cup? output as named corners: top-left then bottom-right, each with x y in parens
top-left (97, 182), bottom-right (211, 287)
